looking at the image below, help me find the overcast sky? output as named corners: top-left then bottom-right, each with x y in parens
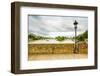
top-left (28, 15), bottom-right (88, 37)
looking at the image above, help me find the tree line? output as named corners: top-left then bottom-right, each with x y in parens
top-left (28, 30), bottom-right (88, 42)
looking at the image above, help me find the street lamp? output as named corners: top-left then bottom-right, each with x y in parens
top-left (73, 20), bottom-right (79, 54)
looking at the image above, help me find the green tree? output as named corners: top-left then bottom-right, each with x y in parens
top-left (76, 30), bottom-right (88, 41)
top-left (55, 36), bottom-right (66, 41)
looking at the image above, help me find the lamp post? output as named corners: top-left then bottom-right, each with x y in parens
top-left (73, 20), bottom-right (78, 54)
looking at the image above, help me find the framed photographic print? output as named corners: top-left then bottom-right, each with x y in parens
top-left (11, 2), bottom-right (98, 74)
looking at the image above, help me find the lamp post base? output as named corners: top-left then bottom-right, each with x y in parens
top-left (73, 45), bottom-right (79, 54)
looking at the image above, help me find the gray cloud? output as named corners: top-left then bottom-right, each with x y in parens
top-left (28, 15), bottom-right (88, 37)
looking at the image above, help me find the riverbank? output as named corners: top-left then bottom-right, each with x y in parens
top-left (29, 39), bottom-right (74, 44)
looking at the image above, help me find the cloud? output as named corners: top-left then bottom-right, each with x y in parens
top-left (28, 15), bottom-right (88, 37)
